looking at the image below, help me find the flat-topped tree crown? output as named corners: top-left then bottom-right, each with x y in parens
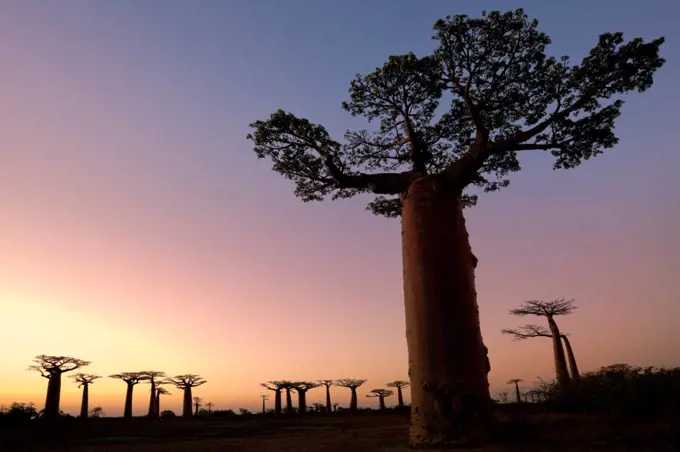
top-left (386, 380), bottom-right (410, 389)
top-left (502, 324), bottom-right (552, 341)
top-left (71, 373), bottom-right (101, 386)
top-left (292, 381), bottom-right (320, 391)
top-left (109, 372), bottom-right (147, 384)
top-left (28, 355), bottom-right (90, 377)
top-left (335, 379), bottom-right (367, 388)
top-left (168, 374), bottom-right (207, 388)
top-left (367, 389), bottom-right (394, 398)
top-left (510, 298), bottom-right (577, 318)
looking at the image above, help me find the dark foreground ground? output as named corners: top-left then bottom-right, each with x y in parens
top-left (2, 410), bottom-right (679, 451)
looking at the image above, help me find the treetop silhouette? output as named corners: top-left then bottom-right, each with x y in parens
top-left (110, 372), bottom-right (147, 420)
top-left (28, 355), bottom-right (90, 420)
top-left (502, 324), bottom-right (552, 340)
top-left (510, 298), bottom-right (577, 317)
top-left (167, 374), bottom-right (206, 418)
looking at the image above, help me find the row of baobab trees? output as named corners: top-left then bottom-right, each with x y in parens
top-left (27, 356), bottom-right (206, 420)
top-left (259, 379), bottom-right (410, 415)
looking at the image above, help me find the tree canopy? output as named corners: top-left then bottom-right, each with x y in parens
top-left (510, 298), bottom-right (577, 317)
top-left (248, 9), bottom-right (664, 218)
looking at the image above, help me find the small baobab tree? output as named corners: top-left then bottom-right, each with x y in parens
top-left (70, 373), bottom-right (101, 419)
top-left (205, 401), bottom-right (214, 417)
top-left (155, 387), bottom-right (170, 415)
top-left (28, 355), bottom-right (90, 420)
top-left (140, 371), bottom-right (166, 418)
top-left (386, 380), bottom-right (410, 408)
top-left (193, 397), bottom-right (202, 416)
top-left (507, 379), bottom-right (523, 403)
top-left (260, 395), bottom-right (268, 414)
top-left (317, 380), bottom-right (335, 413)
top-left (336, 379), bottom-right (366, 413)
top-left (508, 298), bottom-right (578, 389)
top-left (167, 374), bottom-right (206, 418)
top-left (366, 389), bottom-right (394, 410)
top-left (292, 381), bottom-right (320, 414)
top-left (261, 381), bottom-right (285, 416)
top-left (109, 372), bottom-right (146, 420)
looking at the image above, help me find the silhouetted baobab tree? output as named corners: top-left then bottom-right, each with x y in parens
top-left (280, 381), bottom-right (295, 414)
top-left (261, 381), bottom-right (285, 416)
top-left (336, 379), bottom-right (366, 413)
top-left (561, 334), bottom-right (580, 380)
top-left (367, 389), bottom-right (394, 410)
top-left (509, 299), bottom-right (578, 389)
top-left (70, 373), bottom-right (101, 419)
top-left (260, 395), bottom-right (268, 414)
top-left (109, 372), bottom-right (146, 420)
top-left (292, 381), bottom-right (319, 414)
top-left (167, 374), bottom-right (206, 418)
top-left (507, 379), bottom-right (523, 403)
top-left (317, 380), bottom-right (334, 413)
top-left (205, 401), bottom-right (214, 417)
top-left (140, 371), bottom-right (166, 418)
top-left (247, 6), bottom-right (665, 446)
top-left (193, 397), bottom-right (202, 416)
top-left (155, 387), bottom-right (170, 415)
top-left (386, 380), bottom-right (410, 408)
top-left (28, 355), bottom-right (90, 420)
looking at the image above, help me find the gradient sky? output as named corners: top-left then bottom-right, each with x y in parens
top-left (1, 0), bottom-right (679, 416)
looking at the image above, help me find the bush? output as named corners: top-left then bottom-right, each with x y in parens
top-left (160, 410), bottom-right (176, 418)
top-left (0, 402), bottom-right (38, 423)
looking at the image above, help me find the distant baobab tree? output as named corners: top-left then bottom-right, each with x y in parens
top-left (507, 298), bottom-right (578, 389)
top-left (90, 406), bottom-right (104, 418)
top-left (140, 371), bottom-right (166, 418)
top-left (332, 402), bottom-right (339, 412)
top-left (261, 381), bottom-right (285, 416)
top-left (507, 379), bottom-right (523, 403)
top-left (260, 395), bottom-right (268, 414)
top-left (205, 401), bottom-right (214, 417)
top-left (28, 355), bottom-right (90, 420)
top-left (70, 373), bottom-right (101, 419)
top-left (292, 381), bottom-right (320, 414)
top-left (336, 379), bottom-right (366, 413)
top-left (366, 389), bottom-right (393, 410)
top-left (109, 372), bottom-right (146, 420)
top-left (317, 380), bottom-right (335, 413)
top-left (386, 380), bottom-right (409, 408)
top-left (193, 397), bottom-right (202, 416)
top-left (155, 387), bottom-right (170, 415)
top-left (167, 374), bottom-right (206, 418)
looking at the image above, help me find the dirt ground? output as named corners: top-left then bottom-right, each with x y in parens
top-left (2, 411), bottom-right (679, 451)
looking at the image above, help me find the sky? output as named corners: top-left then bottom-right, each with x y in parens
top-left (0, 0), bottom-right (679, 416)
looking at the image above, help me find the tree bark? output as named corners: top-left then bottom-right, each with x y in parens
top-left (44, 372), bottom-right (62, 420)
top-left (325, 386), bottom-right (332, 413)
top-left (379, 395), bottom-right (386, 410)
top-left (397, 386), bottom-right (404, 408)
top-left (562, 335), bottom-right (580, 380)
top-left (514, 382), bottom-right (521, 404)
top-left (547, 316), bottom-right (571, 389)
top-left (148, 381), bottom-right (156, 418)
top-left (80, 384), bottom-right (89, 419)
top-left (124, 382), bottom-right (134, 420)
top-left (401, 175), bottom-right (494, 447)
top-left (274, 389), bottom-right (282, 415)
top-left (183, 387), bottom-right (193, 418)
top-left (349, 387), bottom-right (358, 412)
top-left (285, 388), bottom-right (293, 414)
top-left (155, 389), bottom-right (161, 415)
top-left (298, 391), bottom-right (307, 414)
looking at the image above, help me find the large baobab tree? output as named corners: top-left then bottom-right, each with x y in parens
top-left (318, 380), bottom-right (335, 413)
top-left (109, 372), bottom-right (146, 420)
top-left (71, 373), bottom-right (101, 419)
top-left (507, 379), bottom-right (523, 404)
top-left (155, 387), bottom-right (170, 415)
top-left (508, 298), bottom-right (578, 389)
top-left (292, 381), bottom-right (320, 414)
top-left (140, 371), bottom-right (166, 418)
top-left (193, 397), bottom-right (202, 416)
top-left (387, 380), bottom-right (410, 408)
top-left (28, 355), bottom-right (90, 420)
top-left (336, 379), bottom-right (366, 413)
top-left (167, 374), bottom-right (206, 418)
top-left (247, 7), bottom-right (664, 446)
top-left (261, 381), bottom-right (285, 416)
top-left (367, 389), bottom-right (394, 410)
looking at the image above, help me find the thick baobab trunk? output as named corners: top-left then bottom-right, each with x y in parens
top-left (562, 335), bottom-right (580, 380)
top-left (379, 396), bottom-right (386, 411)
top-left (148, 381), bottom-right (156, 418)
top-left (349, 388), bottom-right (358, 412)
top-left (298, 391), bottom-right (307, 414)
top-left (80, 384), bottom-right (89, 419)
top-left (155, 389), bottom-right (161, 415)
top-left (124, 383), bottom-right (134, 420)
top-left (325, 386), bottom-right (332, 413)
top-left (397, 387), bottom-right (404, 408)
top-left (44, 372), bottom-right (62, 420)
top-left (514, 382), bottom-right (521, 404)
top-left (547, 316), bottom-right (571, 389)
top-left (183, 387), bottom-right (193, 418)
top-left (401, 176), bottom-right (493, 447)
top-left (285, 389), bottom-right (293, 414)
top-left (274, 389), bottom-right (282, 415)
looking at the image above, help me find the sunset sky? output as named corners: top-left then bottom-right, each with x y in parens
top-left (1, 0), bottom-right (679, 416)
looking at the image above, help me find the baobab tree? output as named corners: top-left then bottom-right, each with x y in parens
top-left (366, 389), bottom-right (394, 410)
top-left (109, 372), bottom-right (146, 420)
top-left (502, 324), bottom-right (581, 380)
top-left (508, 298), bottom-right (578, 389)
top-left (507, 379), bottom-right (523, 404)
top-left (28, 355), bottom-right (90, 420)
top-left (261, 381), bottom-right (285, 416)
top-left (193, 397), bottom-right (202, 416)
top-left (260, 395), bottom-right (268, 414)
top-left (167, 374), bottom-right (206, 418)
top-left (336, 379), bottom-right (366, 413)
top-left (205, 401), bottom-right (214, 417)
top-left (247, 7), bottom-right (665, 446)
top-left (140, 371), bottom-right (166, 418)
top-left (280, 381), bottom-right (295, 414)
top-left (70, 373), bottom-right (101, 419)
top-left (292, 381), bottom-right (319, 414)
top-left (386, 380), bottom-right (410, 408)
top-left (317, 380), bottom-right (335, 413)
top-left (155, 387), bottom-right (170, 415)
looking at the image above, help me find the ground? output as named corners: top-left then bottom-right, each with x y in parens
top-left (1, 410), bottom-right (678, 451)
